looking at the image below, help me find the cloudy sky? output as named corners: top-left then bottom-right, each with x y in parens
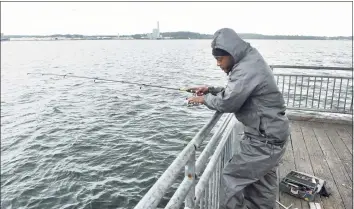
top-left (1, 1), bottom-right (352, 36)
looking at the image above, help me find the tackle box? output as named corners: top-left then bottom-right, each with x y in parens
top-left (279, 170), bottom-right (330, 201)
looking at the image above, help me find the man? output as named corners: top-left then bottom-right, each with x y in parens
top-left (187, 28), bottom-right (290, 209)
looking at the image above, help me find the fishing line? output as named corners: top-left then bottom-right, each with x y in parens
top-left (27, 72), bottom-right (203, 107)
top-left (27, 72), bottom-right (194, 92)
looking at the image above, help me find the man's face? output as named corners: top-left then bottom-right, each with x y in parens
top-left (215, 56), bottom-right (233, 74)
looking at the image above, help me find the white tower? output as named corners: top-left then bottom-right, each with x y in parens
top-left (157, 21), bottom-right (160, 38)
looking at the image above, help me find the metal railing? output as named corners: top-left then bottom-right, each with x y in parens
top-left (270, 65), bottom-right (353, 114)
top-left (134, 112), bottom-right (242, 209)
top-left (134, 65), bottom-right (353, 209)
top-left (194, 116), bottom-right (242, 209)
top-left (133, 112), bottom-right (223, 209)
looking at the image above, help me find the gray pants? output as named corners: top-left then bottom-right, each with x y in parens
top-left (220, 136), bottom-right (288, 209)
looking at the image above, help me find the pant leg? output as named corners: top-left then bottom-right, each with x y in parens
top-left (220, 172), bottom-right (255, 209)
top-left (244, 166), bottom-right (278, 209)
top-left (220, 137), bottom-right (287, 209)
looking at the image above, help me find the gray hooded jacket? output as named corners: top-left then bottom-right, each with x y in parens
top-left (204, 28), bottom-right (290, 143)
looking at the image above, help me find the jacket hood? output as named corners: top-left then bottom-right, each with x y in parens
top-left (211, 28), bottom-right (251, 63)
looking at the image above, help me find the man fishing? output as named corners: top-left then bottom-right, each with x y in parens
top-left (187, 28), bottom-right (290, 209)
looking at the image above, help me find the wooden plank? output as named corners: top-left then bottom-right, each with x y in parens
top-left (343, 124), bottom-right (353, 138)
top-left (329, 124), bottom-right (353, 155)
top-left (309, 202), bottom-right (323, 209)
top-left (289, 121), bottom-right (317, 209)
top-left (311, 122), bottom-right (353, 209)
top-left (337, 126), bottom-right (353, 155)
top-left (321, 123), bottom-right (352, 181)
top-left (278, 127), bottom-right (302, 209)
top-left (309, 202), bottom-right (317, 209)
top-left (300, 121), bottom-right (345, 209)
top-left (315, 202), bottom-right (322, 209)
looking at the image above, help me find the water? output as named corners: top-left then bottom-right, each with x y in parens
top-left (1, 39), bottom-right (352, 209)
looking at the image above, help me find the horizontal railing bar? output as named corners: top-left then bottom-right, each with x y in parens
top-left (134, 112), bottom-right (223, 209)
top-left (164, 177), bottom-right (193, 209)
top-left (270, 65), bottom-right (353, 71)
top-left (286, 107), bottom-right (352, 114)
top-left (273, 74), bottom-right (352, 79)
top-left (193, 112), bottom-right (224, 148)
top-left (195, 114), bottom-right (233, 175)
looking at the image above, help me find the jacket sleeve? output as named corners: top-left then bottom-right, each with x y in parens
top-left (203, 70), bottom-right (259, 113)
top-left (207, 86), bottom-right (225, 96)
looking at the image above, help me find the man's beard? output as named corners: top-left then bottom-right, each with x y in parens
top-left (225, 59), bottom-right (235, 75)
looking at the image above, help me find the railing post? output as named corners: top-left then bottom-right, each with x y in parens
top-left (232, 118), bottom-right (238, 155)
top-left (185, 149), bottom-right (196, 208)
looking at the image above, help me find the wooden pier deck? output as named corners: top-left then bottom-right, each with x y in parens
top-left (278, 120), bottom-right (353, 209)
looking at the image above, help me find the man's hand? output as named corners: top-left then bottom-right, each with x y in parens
top-left (187, 86), bottom-right (209, 96)
top-left (187, 96), bottom-right (205, 104)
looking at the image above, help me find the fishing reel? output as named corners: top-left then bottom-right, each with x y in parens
top-left (183, 90), bottom-right (203, 107)
top-left (184, 99), bottom-right (202, 107)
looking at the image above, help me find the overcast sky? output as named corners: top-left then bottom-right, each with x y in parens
top-left (1, 1), bottom-right (352, 36)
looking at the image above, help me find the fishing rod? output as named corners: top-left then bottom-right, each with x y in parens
top-left (27, 72), bottom-right (195, 93)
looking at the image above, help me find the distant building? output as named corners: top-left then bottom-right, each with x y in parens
top-left (1, 33), bottom-right (10, 41)
top-left (152, 29), bottom-right (159, 39)
top-left (150, 21), bottom-right (162, 39)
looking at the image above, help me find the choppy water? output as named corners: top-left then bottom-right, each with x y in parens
top-left (1, 39), bottom-right (352, 209)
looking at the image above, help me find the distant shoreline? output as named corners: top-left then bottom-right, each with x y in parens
top-left (2, 31), bottom-right (352, 41)
top-left (2, 39), bottom-right (352, 42)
